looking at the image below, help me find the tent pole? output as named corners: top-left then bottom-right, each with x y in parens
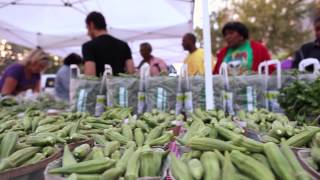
top-left (202, 0), bottom-right (214, 110)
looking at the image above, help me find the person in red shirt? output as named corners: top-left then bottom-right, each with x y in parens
top-left (214, 22), bottom-right (271, 74)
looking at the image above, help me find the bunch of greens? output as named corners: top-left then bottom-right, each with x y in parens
top-left (278, 76), bottom-right (320, 125)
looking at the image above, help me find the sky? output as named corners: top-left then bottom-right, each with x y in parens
top-left (193, 0), bottom-right (229, 28)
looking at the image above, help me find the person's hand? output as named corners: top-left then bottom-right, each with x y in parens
top-left (17, 90), bottom-right (26, 96)
top-left (160, 71), bottom-right (168, 76)
top-left (18, 89), bottom-right (39, 101)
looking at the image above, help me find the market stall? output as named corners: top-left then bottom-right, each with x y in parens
top-left (1, 88), bottom-right (320, 179)
top-left (0, 56), bottom-right (320, 179)
top-left (1, 0), bottom-right (320, 180)
top-left (0, 0), bottom-right (193, 64)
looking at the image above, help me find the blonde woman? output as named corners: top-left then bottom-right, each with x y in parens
top-left (0, 49), bottom-right (50, 95)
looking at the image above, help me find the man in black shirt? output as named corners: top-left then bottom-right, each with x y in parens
top-left (293, 17), bottom-right (320, 71)
top-left (82, 12), bottom-right (135, 77)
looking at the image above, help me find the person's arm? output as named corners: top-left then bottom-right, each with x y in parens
top-left (1, 64), bottom-right (24, 95)
top-left (123, 43), bottom-right (135, 74)
top-left (156, 59), bottom-right (168, 75)
top-left (251, 43), bottom-right (273, 73)
top-left (292, 49), bottom-right (302, 69)
top-left (211, 56), bottom-right (216, 74)
top-left (84, 61), bottom-right (97, 76)
top-left (125, 59), bottom-right (135, 74)
top-left (214, 48), bottom-right (227, 74)
top-left (33, 80), bottom-right (40, 92)
top-left (262, 45), bottom-right (275, 74)
top-left (264, 47), bottom-right (272, 61)
top-left (82, 43), bottom-right (96, 76)
top-left (1, 77), bottom-right (18, 95)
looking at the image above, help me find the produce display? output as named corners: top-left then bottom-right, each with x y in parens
top-left (303, 132), bottom-right (320, 173)
top-left (172, 142), bottom-right (312, 180)
top-left (1, 73), bottom-right (320, 180)
top-left (0, 146), bottom-right (56, 171)
top-left (48, 143), bottom-right (168, 180)
top-left (182, 108), bottom-right (320, 148)
top-left (237, 109), bottom-right (318, 146)
top-left (0, 105), bottom-right (181, 174)
top-left (172, 109), bottom-right (316, 180)
top-left (279, 77), bottom-right (320, 125)
top-left (0, 93), bottom-right (68, 112)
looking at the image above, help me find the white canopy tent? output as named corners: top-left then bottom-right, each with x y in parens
top-left (0, 0), bottom-right (216, 109)
top-left (202, 0), bottom-right (214, 110)
top-left (0, 0), bottom-right (194, 65)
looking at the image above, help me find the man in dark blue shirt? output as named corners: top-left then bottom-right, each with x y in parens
top-left (293, 17), bottom-right (320, 71)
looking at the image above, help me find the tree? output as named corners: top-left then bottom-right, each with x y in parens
top-left (195, 0), bottom-right (314, 58)
top-left (195, 8), bottom-right (232, 55)
top-left (232, 0), bottom-right (312, 57)
top-left (0, 42), bottom-right (62, 73)
top-left (312, 0), bottom-right (320, 18)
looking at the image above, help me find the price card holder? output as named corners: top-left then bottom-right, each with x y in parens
top-left (258, 60), bottom-right (282, 112)
top-left (95, 65), bottom-right (113, 116)
top-left (70, 64), bottom-right (80, 106)
top-left (184, 91), bottom-right (193, 113)
top-left (119, 87), bottom-right (128, 107)
top-left (180, 64), bottom-right (194, 114)
top-left (246, 86), bottom-right (257, 112)
top-left (175, 92), bottom-right (184, 115)
top-left (76, 89), bottom-right (88, 112)
top-left (222, 91), bottom-right (235, 116)
top-left (94, 95), bottom-right (106, 117)
top-left (265, 90), bottom-right (281, 112)
top-left (156, 87), bottom-right (167, 111)
top-left (175, 66), bottom-right (184, 115)
top-left (104, 64), bottom-right (113, 107)
top-left (220, 62), bottom-right (234, 115)
top-left (137, 64), bottom-right (150, 114)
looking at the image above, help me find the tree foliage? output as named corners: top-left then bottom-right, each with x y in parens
top-left (195, 8), bottom-right (231, 55)
top-left (233, 0), bottom-right (312, 55)
top-left (196, 0), bottom-right (315, 58)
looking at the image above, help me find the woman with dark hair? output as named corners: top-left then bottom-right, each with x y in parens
top-left (54, 53), bottom-right (82, 101)
top-left (213, 21), bottom-right (271, 74)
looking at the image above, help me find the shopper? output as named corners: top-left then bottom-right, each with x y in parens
top-left (137, 42), bottom-right (168, 76)
top-left (55, 53), bottom-right (82, 101)
top-left (82, 11), bottom-right (135, 77)
top-left (182, 33), bottom-right (206, 75)
top-left (214, 22), bottom-right (271, 74)
top-left (292, 17), bottom-right (320, 71)
top-left (0, 49), bottom-right (50, 95)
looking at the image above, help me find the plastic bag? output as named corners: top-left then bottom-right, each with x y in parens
top-left (189, 76), bottom-right (204, 109)
top-left (145, 76), bottom-right (178, 112)
top-left (229, 75), bottom-right (265, 112)
top-left (107, 77), bottom-right (139, 112)
top-left (190, 75), bottom-right (225, 110)
top-left (70, 77), bottom-right (101, 114)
